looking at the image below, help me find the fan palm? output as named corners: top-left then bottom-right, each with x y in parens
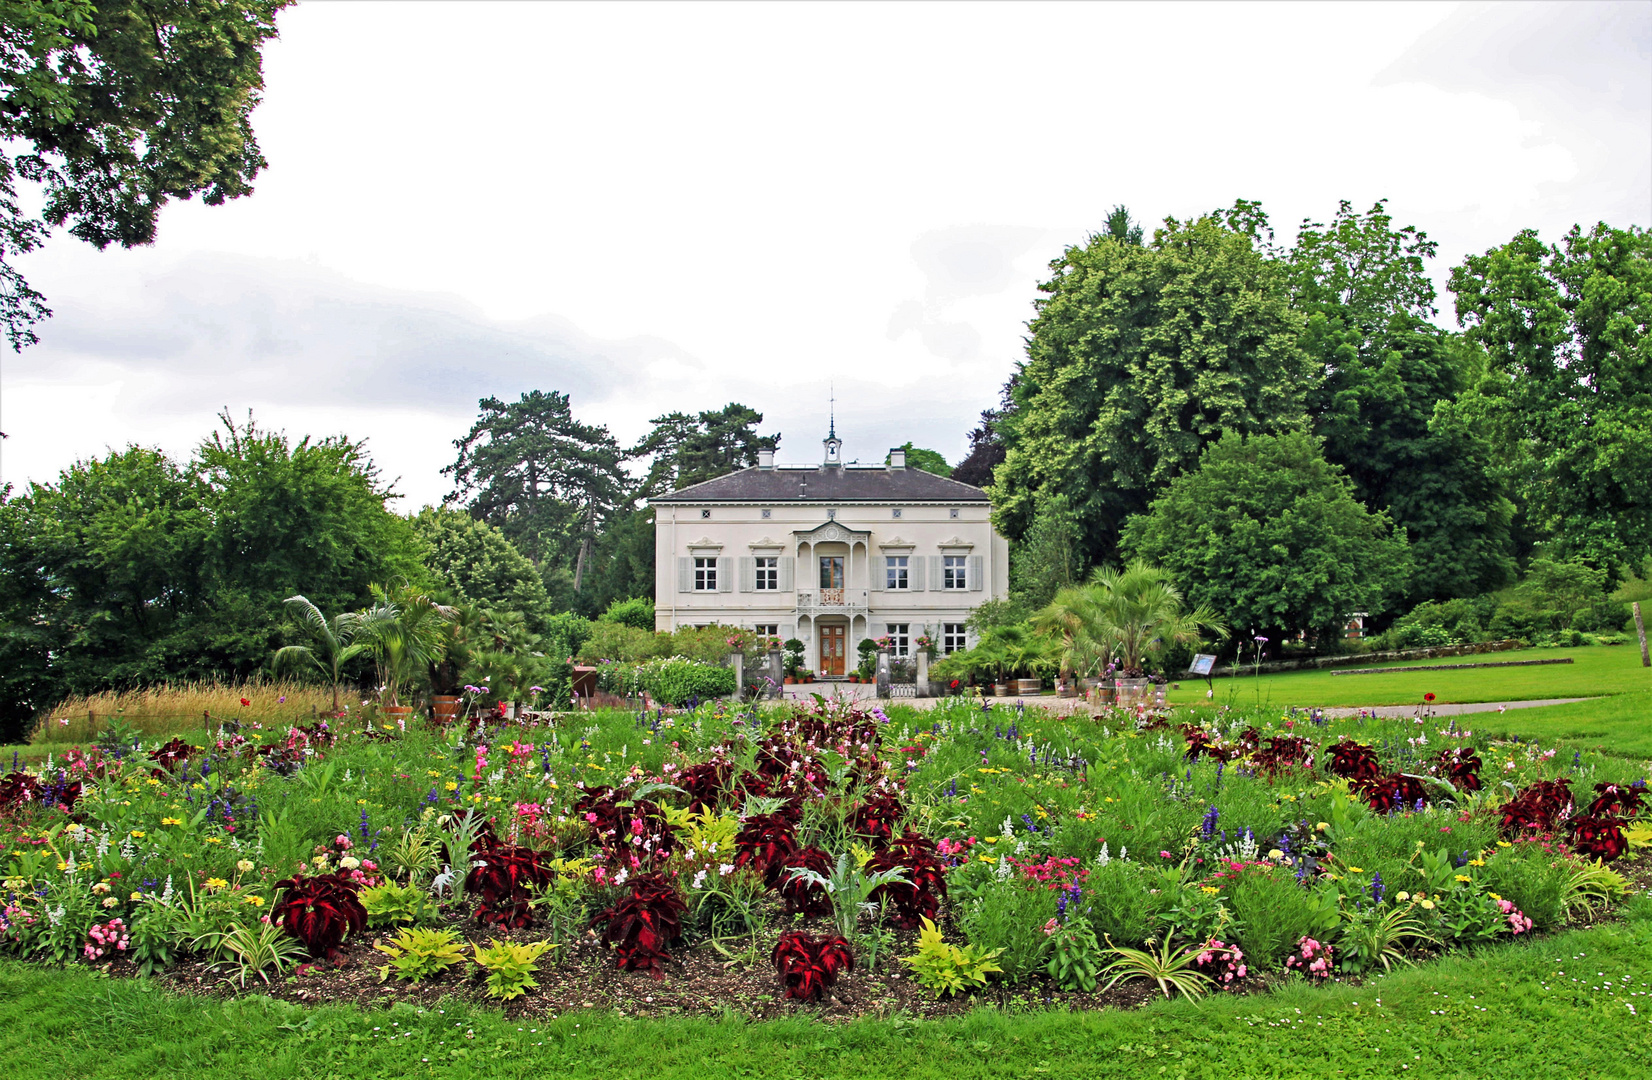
top-left (358, 585), bottom-right (457, 707)
top-left (270, 596), bottom-right (368, 714)
top-left (1081, 561), bottom-right (1228, 677)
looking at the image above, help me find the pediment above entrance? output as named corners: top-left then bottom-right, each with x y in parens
top-left (792, 521), bottom-right (871, 545)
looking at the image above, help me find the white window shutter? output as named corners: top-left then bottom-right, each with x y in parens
top-left (738, 557), bottom-right (754, 592)
top-left (909, 556), bottom-right (924, 591)
top-left (779, 556), bottom-right (795, 591)
top-left (970, 555), bottom-right (984, 591)
top-left (930, 555), bottom-right (943, 590)
top-left (869, 556), bottom-right (883, 591)
top-left (677, 557), bottom-right (692, 593)
top-left (718, 556), bottom-right (733, 592)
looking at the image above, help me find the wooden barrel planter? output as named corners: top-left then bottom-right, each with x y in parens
top-left (430, 695), bottom-right (460, 723)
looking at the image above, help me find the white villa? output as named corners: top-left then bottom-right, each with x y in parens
top-left (650, 424), bottom-right (1010, 676)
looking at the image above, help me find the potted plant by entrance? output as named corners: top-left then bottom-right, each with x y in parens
top-left (358, 584), bottom-right (457, 722)
top-left (1088, 562), bottom-right (1225, 709)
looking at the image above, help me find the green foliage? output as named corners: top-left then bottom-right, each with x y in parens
top-left (359, 882), bottom-right (437, 929)
top-left (0, 0), bottom-right (288, 349)
top-left (0, 412), bottom-right (424, 735)
top-left (1222, 865), bottom-right (1330, 969)
top-left (443, 391), bottom-right (629, 588)
top-left (993, 202), bottom-right (1315, 565)
top-left (599, 597), bottom-right (656, 631)
top-left (210, 921), bottom-right (307, 988)
top-left (379, 827), bottom-right (440, 888)
top-left (1044, 917), bottom-right (1104, 992)
top-left (1334, 900), bottom-right (1436, 974)
top-left (632, 404), bottom-right (778, 498)
top-left (472, 938), bottom-right (557, 1001)
top-left (958, 880), bottom-right (1056, 981)
top-left (580, 620), bottom-right (663, 664)
top-left (885, 443), bottom-right (950, 477)
top-left (1291, 200), bottom-right (1516, 604)
top-left (1009, 494), bottom-right (1082, 612)
top-left (411, 507), bottom-right (556, 634)
top-left (785, 851), bottom-right (910, 944)
top-left (1122, 431), bottom-right (1413, 642)
top-left (901, 918), bottom-right (1003, 999)
top-left (1478, 844), bottom-right (1568, 932)
top-left (374, 927), bottom-right (468, 984)
top-left (1098, 934), bottom-right (1212, 1000)
top-left (1450, 222), bottom-right (1652, 578)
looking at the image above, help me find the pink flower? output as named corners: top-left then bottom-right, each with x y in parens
top-left (335, 834), bottom-right (352, 849)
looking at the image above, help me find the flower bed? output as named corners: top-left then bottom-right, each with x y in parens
top-left (0, 696), bottom-right (1643, 1015)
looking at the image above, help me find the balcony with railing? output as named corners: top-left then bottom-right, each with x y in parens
top-left (794, 588), bottom-right (870, 617)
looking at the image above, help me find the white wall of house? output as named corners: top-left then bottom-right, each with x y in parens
top-left (652, 475), bottom-right (1008, 673)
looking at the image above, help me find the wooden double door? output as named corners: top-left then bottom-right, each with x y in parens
top-left (818, 623), bottom-right (846, 676)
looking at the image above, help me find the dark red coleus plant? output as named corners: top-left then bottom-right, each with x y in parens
top-left (1252, 736), bottom-right (1314, 778)
top-left (1325, 741), bottom-right (1381, 782)
top-left (272, 871), bottom-right (368, 959)
top-left (1499, 778), bottom-right (1574, 835)
top-left (466, 837), bottom-right (552, 928)
top-left (676, 758), bottom-right (734, 812)
top-left (776, 846), bottom-right (833, 916)
top-left (734, 812), bottom-right (799, 883)
top-left (1429, 747), bottom-right (1482, 793)
top-left (0, 773), bottom-right (40, 812)
top-left (1567, 814), bottom-right (1628, 861)
top-left (848, 792), bottom-right (905, 848)
top-left (1585, 782), bottom-right (1647, 818)
top-left (592, 871), bottom-right (687, 979)
top-left (772, 930), bottom-right (853, 1001)
top-left (1352, 773), bottom-right (1429, 813)
top-left (868, 831), bottom-right (947, 930)
top-left (148, 738), bottom-right (195, 772)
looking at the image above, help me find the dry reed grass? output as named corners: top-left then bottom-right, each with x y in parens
top-left (37, 680), bottom-right (339, 744)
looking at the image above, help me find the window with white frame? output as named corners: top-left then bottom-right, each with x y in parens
top-left (884, 555), bottom-right (908, 590)
top-left (752, 623), bottom-right (779, 638)
top-left (943, 623), bottom-right (967, 654)
top-left (943, 555), bottom-right (968, 589)
top-left (885, 623), bottom-right (910, 657)
top-left (693, 557), bottom-right (718, 591)
top-left (754, 556), bottom-right (778, 590)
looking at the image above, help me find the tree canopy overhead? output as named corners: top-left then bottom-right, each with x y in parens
top-left (1449, 222), bottom-right (1652, 580)
top-left (630, 403), bottom-right (779, 498)
top-left (991, 202), bottom-right (1316, 566)
top-left (0, 0), bottom-right (289, 348)
top-left (1121, 430), bottom-right (1413, 645)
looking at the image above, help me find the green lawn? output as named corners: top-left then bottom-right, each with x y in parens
top-left (3, 898), bottom-right (1648, 1080)
top-left (1462, 691), bottom-right (1652, 760)
top-left (1169, 644), bottom-right (1652, 710)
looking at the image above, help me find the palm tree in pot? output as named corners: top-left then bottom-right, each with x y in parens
top-left (358, 584), bottom-right (457, 709)
top-left (1086, 561), bottom-right (1227, 697)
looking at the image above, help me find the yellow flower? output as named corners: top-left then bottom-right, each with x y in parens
top-left (444, 782), bottom-right (458, 792)
top-left (243, 895), bottom-right (265, 906)
top-left (1315, 822), bottom-right (1329, 832)
top-left (204, 837), bottom-right (222, 844)
top-left (1200, 886), bottom-right (1219, 896)
top-left (1395, 891), bottom-right (1410, 902)
top-left (205, 877), bottom-right (229, 889)
top-left (129, 891), bottom-right (143, 901)
top-left (356, 799), bottom-right (367, 806)
top-left (1268, 849), bottom-right (1284, 860)
top-left (236, 859), bottom-right (255, 873)
top-left (1347, 866), bottom-right (1363, 873)
top-left (1468, 858), bottom-right (1486, 867)
top-left (129, 830), bottom-right (146, 839)
top-left (1455, 874), bottom-right (1472, 883)
top-left (1496, 840), bottom-right (1511, 848)
top-left (1420, 899), bottom-right (1436, 910)
top-left (146, 777), bottom-right (160, 785)
top-left (160, 817), bottom-right (183, 826)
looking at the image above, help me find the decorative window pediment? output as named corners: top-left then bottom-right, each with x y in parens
top-left (878, 535), bottom-right (916, 551)
top-left (792, 521), bottom-right (871, 546)
top-left (936, 535), bottom-right (974, 551)
top-left (686, 536), bottom-right (722, 555)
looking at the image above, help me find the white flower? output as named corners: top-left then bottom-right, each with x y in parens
top-left (719, 863), bottom-right (735, 876)
top-left (340, 856), bottom-right (360, 870)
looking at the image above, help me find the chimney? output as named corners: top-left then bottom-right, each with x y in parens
top-left (757, 448), bottom-right (775, 469)
top-left (888, 447), bottom-right (906, 470)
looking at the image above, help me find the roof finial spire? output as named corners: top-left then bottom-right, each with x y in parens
top-left (828, 382), bottom-right (836, 440)
top-left (823, 386), bottom-right (842, 465)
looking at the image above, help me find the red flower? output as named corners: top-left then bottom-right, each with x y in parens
top-left (1423, 693), bottom-right (1436, 703)
top-left (240, 697), bottom-right (251, 707)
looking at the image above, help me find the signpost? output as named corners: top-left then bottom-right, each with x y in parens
top-left (1189, 653), bottom-right (1217, 699)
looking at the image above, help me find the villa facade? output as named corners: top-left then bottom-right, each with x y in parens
top-left (650, 426), bottom-right (1010, 676)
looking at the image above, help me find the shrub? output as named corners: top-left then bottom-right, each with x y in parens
top-left (600, 596), bottom-right (656, 631)
top-left (772, 930), bottom-right (854, 1001)
top-left (959, 879), bottom-right (1057, 982)
top-left (473, 938), bottom-right (557, 1000)
top-left (867, 831), bottom-right (947, 930)
top-left (375, 927), bottom-right (468, 982)
top-left (466, 838), bottom-right (552, 928)
top-left (1221, 863), bottom-right (1326, 969)
top-left (271, 872), bottom-right (367, 959)
top-left (210, 921), bottom-right (308, 987)
top-left (1479, 844), bottom-right (1568, 931)
top-left (1077, 860), bottom-right (1157, 949)
top-left (902, 917), bottom-right (1002, 998)
top-left (359, 881), bottom-right (436, 929)
top-left (592, 872), bottom-right (687, 979)
top-left (646, 657), bottom-right (737, 705)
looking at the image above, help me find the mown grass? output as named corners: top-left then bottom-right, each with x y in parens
top-left (2, 897), bottom-right (1648, 1080)
top-left (1167, 644), bottom-right (1652, 710)
top-left (1464, 691), bottom-right (1652, 761)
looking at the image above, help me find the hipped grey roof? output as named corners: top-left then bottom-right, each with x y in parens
top-left (651, 465), bottom-right (990, 504)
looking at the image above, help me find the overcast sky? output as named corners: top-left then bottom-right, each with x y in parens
top-left (2, 0), bottom-right (1647, 509)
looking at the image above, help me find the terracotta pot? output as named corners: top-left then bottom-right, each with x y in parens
top-left (784, 677), bottom-right (796, 685)
top-left (431, 695), bottom-right (460, 722)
